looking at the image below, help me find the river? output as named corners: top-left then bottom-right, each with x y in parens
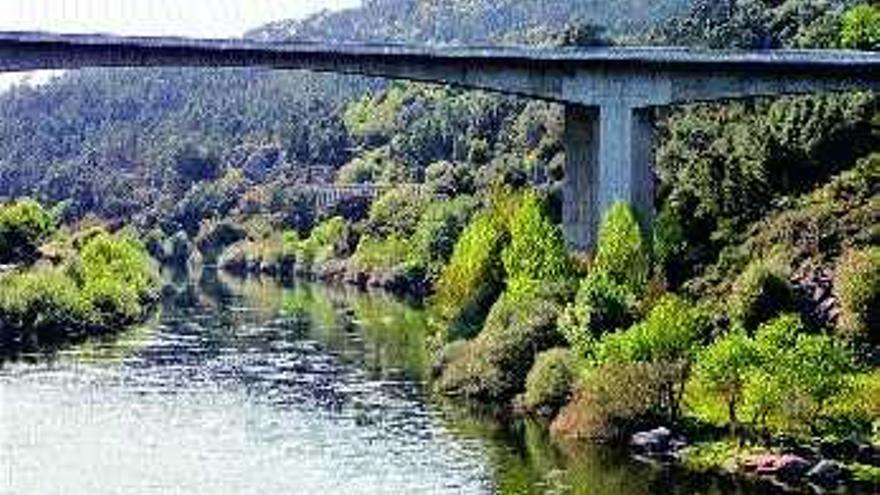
top-left (1, 269), bottom-right (787, 494)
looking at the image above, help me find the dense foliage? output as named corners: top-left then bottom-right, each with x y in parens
top-left (0, 204), bottom-right (157, 355)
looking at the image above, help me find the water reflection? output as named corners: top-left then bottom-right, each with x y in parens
top-left (1, 270), bottom-right (799, 495)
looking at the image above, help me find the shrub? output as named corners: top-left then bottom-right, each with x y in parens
top-left (558, 271), bottom-right (635, 357)
top-left (523, 348), bottom-right (575, 416)
top-left (432, 211), bottom-right (508, 336)
top-left (436, 293), bottom-right (563, 401)
top-left (834, 247), bottom-right (879, 343)
top-left (76, 232), bottom-right (156, 328)
top-left (353, 235), bottom-right (410, 271)
top-left (841, 3), bottom-right (880, 50)
top-left (0, 269), bottom-right (90, 351)
top-left (502, 191), bottom-right (574, 298)
top-left (297, 217), bottom-right (348, 269)
top-left (653, 204), bottom-right (688, 286)
top-left (365, 185), bottom-right (429, 238)
top-left (408, 196), bottom-right (478, 273)
top-left (0, 199), bottom-right (55, 264)
top-left (594, 202), bottom-right (650, 294)
top-left (594, 295), bottom-right (709, 422)
top-left (729, 259), bottom-right (795, 330)
top-left (424, 161), bottom-right (475, 196)
top-left (552, 360), bottom-right (688, 441)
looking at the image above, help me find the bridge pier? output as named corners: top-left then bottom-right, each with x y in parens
top-left (563, 103), bottom-right (655, 253)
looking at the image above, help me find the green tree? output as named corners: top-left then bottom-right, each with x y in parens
top-left (594, 202), bottom-right (650, 294)
top-left (502, 191), bottom-right (574, 298)
top-left (432, 211), bottom-right (508, 336)
top-left (694, 330), bottom-right (760, 438)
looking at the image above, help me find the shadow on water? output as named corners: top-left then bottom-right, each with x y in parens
top-left (0, 269), bottom-right (816, 495)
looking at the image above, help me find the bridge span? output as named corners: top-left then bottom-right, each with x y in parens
top-left (1, 32), bottom-right (878, 250)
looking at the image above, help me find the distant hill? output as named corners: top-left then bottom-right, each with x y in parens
top-left (250, 0), bottom-right (691, 44)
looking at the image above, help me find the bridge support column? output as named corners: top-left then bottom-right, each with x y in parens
top-left (563, 103), bottom-right (655, 253)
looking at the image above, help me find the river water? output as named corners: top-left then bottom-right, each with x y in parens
top-left (1, 270), bottom-right (785, 495)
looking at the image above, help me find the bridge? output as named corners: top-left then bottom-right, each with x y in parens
top-left (1, 32), bottom-right (879, 250)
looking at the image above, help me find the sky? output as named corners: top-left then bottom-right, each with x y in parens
top-left (0, 0), bottom-right (360, 91)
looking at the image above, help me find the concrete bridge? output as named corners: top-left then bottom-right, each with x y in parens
top-left (1, 32), bottom-right (879, 250)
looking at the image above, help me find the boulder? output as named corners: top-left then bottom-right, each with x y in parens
top-left (856, 443), bottom-right (880, 466)
top-left (630, 427), bottom-right (672, 455)
top-left (743, 453), bottom-right (812, 482)
top-left (807, 460), bottom-right (849, 488)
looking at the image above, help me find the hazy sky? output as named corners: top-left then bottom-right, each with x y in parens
top-left (0, 0), bottom-right (360, 91)
top-left (0, 0), bottom-right (360, 37)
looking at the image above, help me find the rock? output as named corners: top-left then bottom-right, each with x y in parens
top-left (630, 427), bottom-right (672, 455)
top-left (807, 460), bottom-right (849, 488)
top-left (856, 444), bottom-right (880, 466)
top-left (743, 454), bottom-right (812, 482)
top-left (820, 439), bottom-right (859, 462)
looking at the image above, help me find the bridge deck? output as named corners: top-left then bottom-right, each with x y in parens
top-left (0, 31), bottom-right (878, 72)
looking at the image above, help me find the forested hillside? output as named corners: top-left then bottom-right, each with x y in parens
top-left (1, 1), bottom-right (879, 487)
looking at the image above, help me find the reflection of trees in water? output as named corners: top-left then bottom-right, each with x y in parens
top-left (435, 404), bottom-right (774, 495)
top-left (181, 270), bottom-right (431, 382)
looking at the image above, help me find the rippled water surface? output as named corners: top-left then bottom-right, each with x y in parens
top-left (1, 270), bottom-right (788, 495)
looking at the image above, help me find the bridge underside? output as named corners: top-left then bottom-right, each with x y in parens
top-left (1, 33), bottom-right (878, 252)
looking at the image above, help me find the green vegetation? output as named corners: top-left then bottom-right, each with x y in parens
top-left (834, 246), bottom-right (880, 343)
top-left (435, 292), bottom-right (563, 401)
top-left (0, 201), bottom-right (157, 355)
top-left (594, 202), bottom-right (650, 295)
top-left (523, 348), bottom-right (575, 415)
top-left (841, 3), bottom-right (880, 50)
top-left (502, 191), bottom-right (575, 299)
top-left (0, 198), bottom-right (55, 264)
top-left (432, 210), bottom-right (508, 335)
top-left (728, 259), bottom-right (795, 331)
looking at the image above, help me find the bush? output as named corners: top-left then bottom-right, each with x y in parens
top-left (731, 314), bottom-right (860, 437)
top-left (834, 247), bottom-right (879, 343)
top-left (558, 271), bottom-right (635, 357)
top-left (436, 293), bottom-right (564, 402)
top-left (729, 259), bottom-right (795, 330)
top-left (502, 191), bottom-right (574, 298)
top-left (353, 235), bottom-right (410, 271)
top-left (552, 360), bottom-right (689, 441)
top-left (365, 185), bottom-right (430, 238)
top-left (432, 211), bottom-right (508, 336)
top-left (408, 196), bottom-right (478, 273)
top-left (0, 269), bottom-right (90, 351)
top-left (523, 348), bottom-right (575, 416)
top-left (0, 199), bottom-right (55, 264)
top-left (594, 295), bottom-right (709, 422)
top-left (594, 202), bottom-right (650, 294)
top-left (841, 3), bottom-right (880, 50)
top-left (653, 204), bottom-right (688, 286)
top-left (424, 161), bottom-right (475, 196)
top-left (75, 232), bottom-right (156, 328)
top-left (297, 217), bottom-right (348, 269)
